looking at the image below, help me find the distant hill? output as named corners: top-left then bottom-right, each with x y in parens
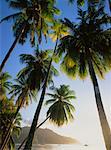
top-left (14, 127), bottom-right (78, 144)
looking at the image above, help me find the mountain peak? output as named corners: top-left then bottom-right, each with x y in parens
top-left (14, 127), bottom-right (79, 145)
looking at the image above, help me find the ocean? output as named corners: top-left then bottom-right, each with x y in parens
top-left (16, 144), bottom-right (105, 150)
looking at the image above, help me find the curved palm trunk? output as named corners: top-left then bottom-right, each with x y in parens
top-left (88, 58), bottom-right (111, 150)
top-left (23, 38), bottom-right (59, 150)
top-left (17, 116), bottom-right (50, 150)
top-left (0, 21), bottom-right (27, 73)
top-left (0, 93), bottom-right (27, 150)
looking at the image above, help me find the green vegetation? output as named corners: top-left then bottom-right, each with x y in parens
top-left (17, 84), bottom-right (76, 149)
top-left (0, 0), bottom-right (111, 150)
top-left (46, 85), bottom-right (76, 126)
top-left (0, 0), bottom-right (60, 72)
top-left (0, 82), bottom-right (22, 150)
top-left (0, 72), bottom-right (12, 100)
top-left (23, 20), bottom-right (70, 150)
top-left (57, 6), bottom-right (111, 150)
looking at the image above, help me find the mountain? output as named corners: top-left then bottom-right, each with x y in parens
top-left (14, 127), bottom-right (78, 144)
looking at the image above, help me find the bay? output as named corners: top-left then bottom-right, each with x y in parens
top-left (16, 144), bottom-right (105, 150)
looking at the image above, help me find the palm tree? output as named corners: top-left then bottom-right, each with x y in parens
top-left (0, 0), bottom-right (60, 72)
top-left (18, 48), bottom-right (58, 91)
top-left (18, 84), bottom-right (76, 149)
top-left (0, 97), bottom-right (22, 150)
top-left (0, 76), bottom-right (37, 150)
top-left (46, 84), bottom-right (76, 126)
top-left (57, 7), bottom-right (111, 150)
top-left (0, 49), bottom-right (58, 150)
top-left (10, 77), bottom-right (37, 107)
top-left (23, 21), bottom-right (69, 150)
top-left (0, 72), bottom-right (12, 101)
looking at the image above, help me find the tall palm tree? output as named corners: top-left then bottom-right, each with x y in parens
top-left (0, 76), bottom-right (37, 150)
top-left (18, 84), bottom-right (76, 149)
top-left (46, 84), bottom-right (76, 126)
top-left (23, 21), bottom-right (68, 150)
top-left (0, 97), bottom-right (22, 150)
top-left (0, 72), bottom-right (12, 101)
top-left (0, 0), bottom-right (60, 72)
top-left (0, 49), bottom-right (58, 150)
top-left (57, 7), bottom-right (111, 150)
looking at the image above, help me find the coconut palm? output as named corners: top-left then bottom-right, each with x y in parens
top-left (0, 76), bottom-right (37, 150)
top-left (10, 77), bottom-right (37, 107)
top-left (0, 0), bottom-right (60, 72)
top-left (8, 75), bottom-right (38, 121)
top-left (0, 72), bottom-right (12, 101)
top-left (57, 7), bottom-right (111, 150)
top-left (23, 21), bottom-right (68, 150)
top-left (18, 48), bottom-right (58, 91)
top-left (0, 49), bottom-right (58, 150)
top-left (0, 98), bottom-right (22, 150)
top-left (18, 84), bottom-right (76, 149)
top-left (46, 84), bottom-right (76, 126)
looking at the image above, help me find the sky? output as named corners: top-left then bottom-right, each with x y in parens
top-left (0, 0), bottom-right (111, 148)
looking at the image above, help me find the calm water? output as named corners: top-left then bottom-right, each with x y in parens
top-left (16, 144), bottom-right (105, 150)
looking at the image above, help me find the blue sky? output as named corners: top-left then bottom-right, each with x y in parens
top-left (0, 0), bottom-right (111, 148)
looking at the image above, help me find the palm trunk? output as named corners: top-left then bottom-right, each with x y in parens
top-left (17, 116), bottom-right (50, 150)
top-left (23, 38), bottom-right (59, 150)
top-left (88, 58), bottom-right (111, 150)
top-left (23, 62), bottom-right (52, 150)
top-left (0, 21), bottom-right (27, 73)
top-left (0, 94), bottom-right (27, 150)
top-left (108, 0), bottom-right (111, 12)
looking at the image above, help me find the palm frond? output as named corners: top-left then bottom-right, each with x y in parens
top-left (8, 0), bottom-right (29, 10)
top-left (46, 84), bottom-right (76, 126)
top-left (45, 99), bottom-right (56, 105)
top-left (0, 12), bottom-right (22, 24)
top-left (19, 54), bottom-right (35, 64)
top-left (57, 6), bottom-right (111, 80)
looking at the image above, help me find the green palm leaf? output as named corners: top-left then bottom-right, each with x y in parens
top-left (0, 98), bottom-right (21, 150)
top-left (0, 12), bottom-right (22, 24)
top-left (46, 84), bottom-right (76, 126)
top-left (58, 7), bottom-right (111, 79)
top-left (0, 72), bottom-right (12, 100)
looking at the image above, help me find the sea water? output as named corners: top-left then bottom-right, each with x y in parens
top-left (32, 144), bottom-right (105, 150)
top-left (16, 144), bottom-right (105, 150)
